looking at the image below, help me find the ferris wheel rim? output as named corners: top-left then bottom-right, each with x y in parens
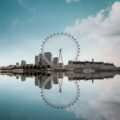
top-left (41, 32), bottom-right (80, 67)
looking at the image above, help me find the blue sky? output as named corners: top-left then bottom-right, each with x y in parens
top-left (0, 0), bottom-right (120, 66)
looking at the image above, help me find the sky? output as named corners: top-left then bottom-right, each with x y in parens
top-left (0, 0), bottom-right (120, 66)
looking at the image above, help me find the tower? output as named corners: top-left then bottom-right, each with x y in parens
top-left (58, 48), bottom-right (64, 68)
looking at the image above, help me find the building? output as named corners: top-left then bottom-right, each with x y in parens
top-left (66, 60), bottom-right (116, 71)
top-left (44, 52), bottom-right (53, 65)
top-left (21, 60), bottom-right (26, 66)
top-left (35, 55), bottom-right (39, 65)
top-left (59, 63), bottom-right (64, 68)
top-left (53, 57), bottom-right (59, 66)
top-left (16, 62), bottom-right (19, 66)
top-left (35, 52), bottom-right (53, 65)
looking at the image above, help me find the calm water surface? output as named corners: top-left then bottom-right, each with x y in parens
top-left (0, 73), bottom-right (120, 120)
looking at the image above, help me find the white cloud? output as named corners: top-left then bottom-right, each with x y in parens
top-left (65, 0), bottom-right (80, 3)
top-left (17, 0), bottom-right (36, 14)
top-left (65, 2), bottom-right (120, 66)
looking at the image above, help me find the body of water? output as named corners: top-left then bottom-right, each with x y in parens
top-left (0, 72), bottom-right (120, 120)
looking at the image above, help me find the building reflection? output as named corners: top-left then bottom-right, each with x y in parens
top-left (21, 76), bottom-right (26, 81)
top-left (0, 71), bottom-right (120, 91)
top-left (0, 71), bottom-right (120, 109)
top-left (1, 71), bottom-right (120, 87)
top-left (34, 72), bottom-right (64, 91)
top-left (31, 71), bottom-right (119, 90)
top-left (66, 71), bottom-right (117, 80)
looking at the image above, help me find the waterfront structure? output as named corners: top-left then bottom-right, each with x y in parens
top-left (35, 52), bottom-right (53, 65)
top-left (34, 50), bottom-right (63, 68)
top-left (44, 52), bottom-right (53, 65)
top-left (1, 48), bottom-right (120, 73)
top-left (66, 61), bottom-right (116, 71)
top-left (53, 57), bottom-right (59, 66)
top-left (35, 55), bottom-right (39, 65)
top-left (38, 54), bottom-right (44, 65)
top-left (59, 63), bottom-right (64, 69)
top-left (16, 62), bottom-right (19, 66)
top-left (21, 60), bottom-right (26, 66)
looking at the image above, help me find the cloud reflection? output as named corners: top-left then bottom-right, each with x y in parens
top-left (66, 76), bottom-right (120, 120)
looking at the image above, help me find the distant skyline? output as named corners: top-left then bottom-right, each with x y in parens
top-left (0, 0), bottom-right (120, 66)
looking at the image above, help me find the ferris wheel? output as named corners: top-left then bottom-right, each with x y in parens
top-left (41, 32), bottom-right (80, 67)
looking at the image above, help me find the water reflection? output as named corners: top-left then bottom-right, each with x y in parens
top-left (0, 71), bottom-right (120, 120)
top-left (0, 71), bottom-right (120, 110)
top-left (40, 76), bottom-right (80, 109)
top-left (1, 71), bottom-right (119, 82)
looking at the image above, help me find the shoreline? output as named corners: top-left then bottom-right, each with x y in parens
top-left (0, 67), bottom-right (120, 74)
